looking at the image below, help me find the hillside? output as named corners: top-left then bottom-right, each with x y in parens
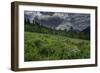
top-left (24, 21), bottom-right (90, 40)
top-left (24, 32), bottom-right (90, 61)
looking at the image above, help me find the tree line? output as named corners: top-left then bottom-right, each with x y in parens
top-left (24, 19), bottom-right (90, 40)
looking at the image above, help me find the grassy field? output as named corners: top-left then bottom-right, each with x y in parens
top-left (24, 32), bottom-right (90, 61)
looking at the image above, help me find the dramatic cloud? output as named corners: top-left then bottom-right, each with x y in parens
top-left (40, 12), bottom-right (55, 16)
top-left (24, 11), bottom-right (90, 31)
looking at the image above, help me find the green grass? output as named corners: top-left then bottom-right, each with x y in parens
top-left (24, 32), bottom-right (90, 61)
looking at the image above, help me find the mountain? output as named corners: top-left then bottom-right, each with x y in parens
top-left (69, 13), bottom-right (90, 31)
top-left (35, 16), bottom-right (63, 29)
top-left (82, 26), bottom-right (90, 35)
top-left (25, 19), bottom-right (90, 40)
top-left (24, 11), bottom-right (90, 32)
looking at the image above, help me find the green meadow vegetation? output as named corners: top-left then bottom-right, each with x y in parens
top-left (24, 20), bottom-right (90, 61)
top-left (24, 32), bottom-right (90, 61)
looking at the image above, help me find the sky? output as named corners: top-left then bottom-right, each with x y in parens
top-left (24, 11), bottom-right (90, 31)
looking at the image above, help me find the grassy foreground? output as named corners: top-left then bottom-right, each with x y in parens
top-left (24, 32), bottom-right (90, 61)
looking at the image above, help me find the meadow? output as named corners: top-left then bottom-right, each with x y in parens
top-left (24, 32), bottom-right (90, 61)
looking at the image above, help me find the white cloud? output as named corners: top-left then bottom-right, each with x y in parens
top-left (53, 12), bottom-right (69, 19)
top-left (56, 22), bottom-right (72, 31)
top-left (24, 11), bottom-right (33, 15)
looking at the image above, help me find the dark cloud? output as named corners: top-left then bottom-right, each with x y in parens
top-left (40, 12), bottom-right (55, 16)
top-left (24, 10), bottom-right (90, 31)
